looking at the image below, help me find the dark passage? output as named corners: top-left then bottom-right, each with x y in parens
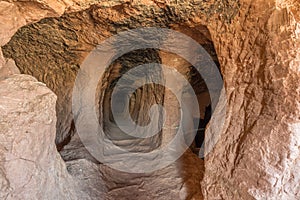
top-left (194, 104), bottom-right (211, 148)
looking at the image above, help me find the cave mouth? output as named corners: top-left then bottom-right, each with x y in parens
top-left (2, 6), bottom-right (220, 163)
top-left (98, 48), bottom-right (216, 157)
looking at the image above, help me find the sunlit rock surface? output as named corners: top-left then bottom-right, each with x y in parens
top-left (0, 75), bottom-right (82, 199)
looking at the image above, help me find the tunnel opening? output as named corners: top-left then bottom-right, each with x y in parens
top-left (98, 48), bottom-right (164, 153)
top-left (1, 4), bottom-right (222, 199)
top-left (3, 1), bottom-right (298, 199)
top-left (1, 11), bottom-right (221, 160)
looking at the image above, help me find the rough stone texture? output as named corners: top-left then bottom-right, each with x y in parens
top-left (0, 0), bottom-right (109, 47)
top-left (99, 49), bottom-right (164, 153)
top-left (0, 74), bottom-right (81, 199)
top-left (202, 0), bottom-right (300, 199)
top-left (100, 151), bottom-right (204, 200)
top-left (2, 1), bottom-right (222, 147)
top-left (66, 159), bottom-right (108, 199)
top-left (0, 0), bottom-right (300, 199)
top-left (1, 1), bottom-right (211, 199)
top-left (65, 151), bottom-right (204, 200)
top-left (0, 58), bottom-right (20, 80)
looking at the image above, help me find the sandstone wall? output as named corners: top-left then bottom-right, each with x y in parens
top-left (0, 74), bottom-right (83, 199)
top-left (0, 0), bottom-right (299, 199)
top-left (202, 0), bottom-right (300, 198)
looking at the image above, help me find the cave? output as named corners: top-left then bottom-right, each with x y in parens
top-left (0, 0), bottom-right (299, 199)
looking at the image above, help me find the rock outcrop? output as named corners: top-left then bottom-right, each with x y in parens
top-left (0, 74), bottom-right (81, 199)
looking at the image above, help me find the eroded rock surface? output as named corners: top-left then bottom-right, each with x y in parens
top-left (0, 0), bottom-right (300, 199)
top-left (2, 1), bottom-right (222, 147)
top-left (66, 151), bottom-right (204, 200)
top-left (0, 75), bottom-right (81, 199)
top-left (202, 0), bottom-right (300, 199)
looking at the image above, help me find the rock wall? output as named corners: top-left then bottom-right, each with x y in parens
top-left (2, 0), bottom-right (222, 147)
top-left (0, 74), bottom-right (82, 199)
top-left (99, 49), bottom-right (164, 153)
top-left (0, 0), bottom-right (299, 199)
top-left (202, 0), bottom-right (300, 199)
top-left (0, 1), bottom-right (211, 199)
